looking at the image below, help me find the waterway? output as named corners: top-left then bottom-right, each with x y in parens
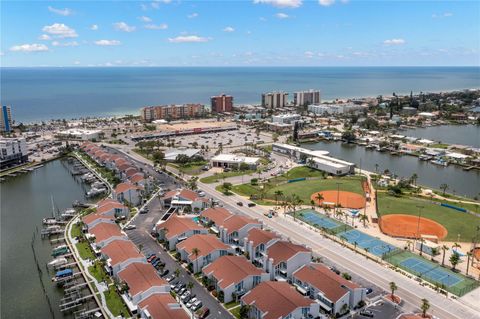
top-left (1, 159), bottom-right (91, 319)
top-left (399, 125), bottom-right (480, 148)
top-left (302, 141), bottom-right (480, 199)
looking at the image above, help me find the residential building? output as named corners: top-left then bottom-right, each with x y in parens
top-left (210, 154), bottom-right (260, 169)
top-left (138, 293), bottom-right (189, 319)
top-left (262, 240), bottom-right (311, 280)
top-left (292, 263), bottom-right (366, 316)
top-left (262, 92), bottom-right (288, 108)
top-left (114, 182), bottom-right (143, 206)
top-left (244, 228), bottom-right (280, 266)
top-left (264, 122), bottom-right (293, 134)
top-left (211, 94), bottom-right (234, 113)
top-left (241, 281), bottom-right (320, 319)
top-left (0, 137), bottom-right (28, 169)
top-left (160, 189), bottom-right (209, 212)
top-left (176, 234), bottom-right (234, 273)
top-left (218, 215), bottom-right (262, 251)
top-left (294, 90), bottom-right (321, 107)
top-left (0, 105), bottom-right (12, 133)
top-left (156, 215), bottom-right (208, 250)
top-left (101, 239), bottom-right (146, 276)
top-left (200, 207), bottom-right (234, 232)
top-left (88, 221), bottom-right (126, 248)
top-left (140, 104), bottom-right (206, 122)
top-left (96, 198), bottom-right (130, 218)
top-left (202, 256), bottom-right (270, 303)
top-left (308, 103), bottom-right (363, 115)
top-left (82, 213), bottom-right (116, 230)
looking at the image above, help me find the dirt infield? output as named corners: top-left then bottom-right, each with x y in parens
top-left (311, 190), bottom-right (366, 209)
top-left (379, 214), bottom-right (448, 240)
top-left (474, 248), bottom-right (480, 261)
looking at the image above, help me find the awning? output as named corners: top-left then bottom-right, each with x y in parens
top-left (209, 227), bottom-right (219, 234)
top-left (294, 284), bottom-right (308, 295)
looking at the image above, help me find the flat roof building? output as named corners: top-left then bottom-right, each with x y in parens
top-left (210, 154), bottom-right (260, 169)
top-left (0, 137), bottom-right (28, 170)
top-left (0, 105), bottom-right (12, 133)
top-left (140, 104), bottom-right (206, 122)
top-left (262, 92), bottom-right (288, 109)
top-left (294, 90), bottom-right (320, 107)
top-left (211, 94), bottom-right (234, 113)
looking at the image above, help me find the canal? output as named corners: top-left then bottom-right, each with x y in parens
top-left (303, 141), bottom-right (480, 199)
top-left (400, 124), bottom-right (480, 148)
top-left (1, 159), bottom-right (91, 319)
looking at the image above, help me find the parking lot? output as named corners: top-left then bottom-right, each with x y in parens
top-left (352, 298), bottom-right (403, 319)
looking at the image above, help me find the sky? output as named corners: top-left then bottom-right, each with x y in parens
top-left (1, 0), bottom-right (479, 67)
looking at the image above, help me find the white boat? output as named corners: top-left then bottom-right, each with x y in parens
top-left (431, 159), bottom-right (448, 167)
top-left (86, 187), bottom-right (107, 198)
top-left (43, 217), bottom-right (58, 225)
top-left (48, 257), bottom-right (68, 268)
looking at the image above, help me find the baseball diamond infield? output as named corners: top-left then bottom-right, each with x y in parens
top-left (379, 214), bottom-right (448, 240)
top-left (311, 190), bottom-right (366, 209)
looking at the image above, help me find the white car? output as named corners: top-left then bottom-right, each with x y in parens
top-left (124, 224), bottom-right (136, 230)
top-left (186, 297), bottom-right (197, 308)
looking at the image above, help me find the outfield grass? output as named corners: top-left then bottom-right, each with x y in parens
top-left (105, 285), bottom-right (129, 317)
top-left (377, 193), bottom-right (480, 242)
top-left (232, 176), bottom-right (364, 205)
top-left (200, 170), bottom-right (255, 184)
top-left (76, 241), bottom-right (96, 260)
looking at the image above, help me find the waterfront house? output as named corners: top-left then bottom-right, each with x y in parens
top-left (292, 263), bottom-right (366, 316)
top-left (82, 213), bottom-right (115, 230)
top-left (241, 281), bottom-right (321, 319)
top-left (160, 189), bottom-right (209, 213)
top-left (176, 234), bottom-right (234, 273)
top-left (118, 262), bottom-right (170, 311)
top-left (88, 221), bottom-right (126, 249)
top-left (156, 214), bottom-right (208, 250)
top-left (262, 240), bottom-right (312, 280)
top-left (101, 239), bottom-right (146, 276)
top-left (96, 198), bottom-right (130, 218)
top-left (202, 255), bottom-right (269, 303)
top-left (114, 182), bottom-right (143, 206)
top-left (217, 215), bottom-right (262, 251)
top-left (244, 228), bottom-right (280, 266)
top-left (138, 293), bottom-right (189, 319)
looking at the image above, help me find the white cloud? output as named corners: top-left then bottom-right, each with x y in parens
top-left (433, 12), bottom-right (453, 18)
top-left (443, 12), bottom-right (453, 17)
top-left (304, 51), bottom-right (314, 58)
top-left (42, 23), bottom-right (78, 38)
top-left (39, 34), bottom-right (51, 40)
top-left (168, 35), bottom-right (210, 43)
top-left (319, 0), bottom-right (335, 6)
top-left (188, 13), bottom-right (199, 18)
top-left (94, 39), bottom-right (121, 46)
top-left (223, 26), bottom-right (235, 32)
top-left (139, 16), bottom-right (152, 22)
top-left (73, 61), bottom-right (81, 65)
top-left (10, 43), bottom-right (49, 52)
top-left (113, 22), bottom-right (136, 32)
top-left (144, 23), bottom-right (168, 30)
top-left (383, 38), bottom-right (406, 45)
top-left (48, 6), bottom-right (73, 16)
top-left (52, 41), bottom-right (79, 47)
top-left (253, 0), bottom-right (302, 8)
top-left (90, 24), bottom-right (99, 31)
top-left (275, 13), bottom-right (289, 19)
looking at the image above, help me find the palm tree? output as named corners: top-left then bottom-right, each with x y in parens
top-left (174, 268), bottom-right (180, 278)
top-left (420, 298), bottom-right (430, 318)
top-left (315, 193), bottom-right (324, 208)
top-left (430, 247), bottom-right (439, 262)
top-left (410, 173), bottom-right (418, 186)
top-left (440, 183), bottom-right (449, 196)
top-left (290, 194), bottom-right (303, 221)
top-left (187, 281), bottom-right (194, 291)
top-left (449, 252), bottom-right (460, 271)
top-left (191, 247), bottom-right (200, 273)
top-left (359, 214), bottom-right (368, 227)
top-left (441, 245), bottom-right (449, 266)
top-left (389, 281), bottom-right (398, 300)
top-left (353, 241), bottom-right (358, 252)
top-left (274, 190), bottom-right (284, 207)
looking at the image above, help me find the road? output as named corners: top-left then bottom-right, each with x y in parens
top-left (107, 143), bottom-right (480, 319)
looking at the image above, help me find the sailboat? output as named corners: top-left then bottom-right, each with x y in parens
top-left (43, 195), bottom-right (59, 224)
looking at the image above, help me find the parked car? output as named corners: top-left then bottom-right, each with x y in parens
top-left (366, 288), bottom-right (373, 295)
top-left (124, 224), bottom-right (136, 230)
top-left (165, 275), bottom-right (175, 282)
top-left (199, 307), bottom-right (210, 319)
top-left (159, 269), bottom-right (169, 277)
top-left (236, 202), bottom-right (243, 206)
top-left (180, 291), bottom-right (191, 302)
top-left (186, 297), bottom-right (198, 308)
top-left (360, 310), bottom-right (374, 318)
top-left (147, 255), bottom-right (156, 263)
top-left (139, 207), bottom-right (149, 214)
top-left (191, 300), bottom-right (203, 311)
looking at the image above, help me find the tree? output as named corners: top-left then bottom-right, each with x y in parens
top-left (187, 176), bottom-right (199, 191)
top-left (152, 151), bottom-right (165, 164)
top-left (239, 304), bottom-right (251, 319)
top-left (315, 193), bottom-right (324, 208)
top-left (191, 247), bottom-right (200, 273)
top-left (290, 194), bottom-right (303, 221)
top-left (410, 173), bottom-right (418, 186)
top-left (175, 154), bottom-right (190, 165)
top-left (420, 298), bottom-right (430, 318)
top-left (440, 183), bottom-right (449, 196)
top-left (430, 247), bottom-right (440, 262)
top-left (449, 252), bottom-right (460, 270)
top-left (359, 214), bottom-right (368, 227)
top-left (466, 252), bottom-right (472, 276)
top-left (341, 130), bottom-right (356, 143)
top-left (222, 182), bottom-right (233, 195)
top-left (274, 190), bottom-right (284, 207)
top-left (174, 268), bottom-right (180, 278)
top-left (389, 281), bottom-right (398, 299)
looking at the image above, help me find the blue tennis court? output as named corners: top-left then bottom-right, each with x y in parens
top-left (299, 210), bottom-right (340, 229)
top-left (337, 229), bottom-right (398, 257)
top-left (400, 257), bottom-right (462, 287)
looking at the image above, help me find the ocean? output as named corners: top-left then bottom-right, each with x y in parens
top-left (1, 66), bottom-right (479, 123)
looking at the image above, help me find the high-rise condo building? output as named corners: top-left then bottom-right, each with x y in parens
top-left (140, 104), bottom-right (206, 122)
top-left (211, 94), bottom-right (233, 113)
top-left (0, 105), bottom-right (12, 133)
top-left (261, 92), bottom-right (288, 109)
top-left (293, 90), bottom-right (321, 107)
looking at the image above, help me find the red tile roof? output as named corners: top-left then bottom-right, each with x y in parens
top-left (138, 293), bottom-right (189, 319)
top-left (96, 201), bottom-right (127, 215)
top-left (89, 222), bottom-right (124, 243)
top-left (115, 182), bottom-right (141, 194)
top-left (177, 234), bottom-right (231, 260)
top-left (125, 168), bottom-right (140, 178)
top-left (157, 215), bottom-right (204, 239)
top-left (129, 173), bottom-right (145, 183)
top-left (82, 213), bottom-right (115, 226)
top-left (163, 189), bottom-right (199, 202)
top-left (101, 239), bottom-right (143, 267)
top-left (266, 241), bottom-right (310, 266)
top-left (117, 163), bottom-right (134, 172)
top-left (201, 207), bottom-right (233, 225)
top-left (246, 228), bottom-right (279, 248)
top-left (293, 264), bottom-right (359, 302)
top-left (242, 281), bottom-right (313, 319)
top-left (203, 256), bottom-right (264, 289)
top-left (220, 215), bottom-right (260, 234)
top-left (118, 262), bottom-right (168, 297)
top-left (97, 198), bottom-right (120, 207)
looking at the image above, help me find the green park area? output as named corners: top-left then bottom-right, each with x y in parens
top-left (167, 162), bottom-right (208, 176)
top-left (200, 169), bottom-right (256, 184)
top-left (231, 166), bottom-right (364, 205)
top-left (377, 192), bottom-right (480, 242)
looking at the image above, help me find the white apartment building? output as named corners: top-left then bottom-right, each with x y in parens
top-left (0, 137), bottom-right (28, 169)
top-left (262, 92), bottom-right (288, 108)
top-left (294, 90), bottom-right (321, 106)
top-left (308, 103), bottom-right (362, 115)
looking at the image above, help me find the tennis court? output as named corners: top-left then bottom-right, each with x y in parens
top-left (298, 210), bottom-right (341, 229)
top-left (337, 229), bottom-right (398, 257)
top-left (400, 257), bottom-right (462, 287)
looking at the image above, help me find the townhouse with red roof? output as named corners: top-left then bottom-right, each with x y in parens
top-left (138, 293), bottom-right (189, 319)
top-left (114, 182), bottom-right (143, 206)
top-left (88, 221), bottom-right (127, 249)
top-left (161, 189), bottom-right (209, 213)
top-left (243, 228), bottom-right (280, 266)
top-left (96, 198), bottom-right (130, 218)
top-left (156, 214), bottom-right (208, 250)
top-left (217, 214), bottom-right (262, 251)
top-left (261, 240), bottom-right (312, 281)
top-left (100, 239), bottom-right (146, 276)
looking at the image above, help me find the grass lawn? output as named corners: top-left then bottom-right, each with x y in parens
top-left (71, 223), bottom-right (83, 238)
top-left (105, 285), bottom-right (129, 317)
top-left (232, 176), bottom-right (364, 205)
top-left (224, 301), bottom-right (240, 309)
top-left (88, 263), bottom-right (109, 283)
top-left (200, 170), bottom-right (255, 184)
top-left (215, 184), bottom-right (235, 195)
top-left (429, 143), bottom-right (449, 149)
top-left (76, 241), bottom-right (96, 260)
top-left (169, 162), bottom-right (207, 176)
top-left (377, 193), bottom-right (480, 242)
top-left (230, 305), bottom-right (241, 319)
top-left (282, 166), bottom-right (326, 179)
